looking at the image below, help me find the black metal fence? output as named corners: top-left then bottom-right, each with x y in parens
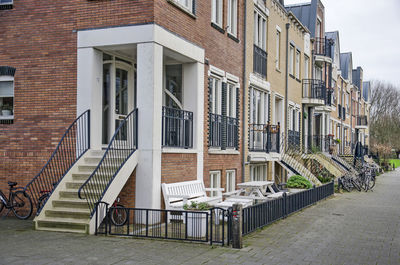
top-left (314, 37), bottom-right (333, 57)
top-left (226, 117), bottom-right (239, 149)
top-left (162, 106), bottom-right (193, 149)
top-left (209, 113), bottom-right (239, 149)
top-left (24, 110), bottom-right (91, 215)
top-left (95, 203), bottom-right (232, 246)
top-left (357, 116), bottom-right (368, 127)
top-left (302, 79), bottom-right (326, 100)
top-left (249, 123), bottom-right (280, 153)
top-left (288, 130), bottom-right (300, 149)
top-left (253, 45), bottom-right (267, 78)
top-left (242, 182), bottom-right (334, 235)
top-left (78, 109), bottom-right (138, 217)
top-left (209, 113), bottom-right (223, 147)
top-left (0, 118), bottom-right (13, 124)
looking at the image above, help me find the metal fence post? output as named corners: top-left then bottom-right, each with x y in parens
top-left (283, 192), bottom-right (287, 218)
top-left (232, 204), bottom-right (243, 249)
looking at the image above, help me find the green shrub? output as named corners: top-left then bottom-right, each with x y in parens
top-left (287, 175), bottom-right (313, 189)
top-left (183, 201), bottom-right (211, 211)
top-left (317, 175), bottom-right (332, 184)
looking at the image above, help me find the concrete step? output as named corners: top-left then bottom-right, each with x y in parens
top-left (66, 181), bottom-right (109, 190)
top-left (45, 209), bottom-right (90, 219)
top-left (35, 226), bottom-right (88, 234)
top-left (72, 173), bottom-right (91, 181)
top-left (89, 150), bottom-right (106, 157)
top-left (52, 198), bottom-right (89, 209)
top-left (78, 164), bottom-right (120, 173)
top-left (36, 218), bottom-right (88, 233)
top-left (59, 189), bottom-right (102, 199)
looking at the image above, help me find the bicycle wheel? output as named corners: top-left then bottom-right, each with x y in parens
top-left (351, 178), bottom-right (362, 192)
top-left (11, 191), bottom-right (33, 220)
top-left (110, 204), bottom-right (128, 226)
top-left (368, 176), bottom-right (376, 190)
top-left (37, 194), bottom-right (50, 213)
top-left (0, 201), bottom-right (4, 214)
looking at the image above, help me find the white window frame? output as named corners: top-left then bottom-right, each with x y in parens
top-left (0, 75), bottom-right (14, 120)
top-left (249, 87), bottom-right (269, 125)
top-left (227, 0), bottom-right (238, 37)
top-left (254, 9), bottom-right (267, 50)
top-left (226, 170), bottom-right (236, 193)
top-left (174, 0), bottom-right (194, 13)
top-left (226, 82), bottom-right (237, 118)
top-left (210, 75), bottom-right (222, 115)
top-left (295, 50), bottom-right (301, 79)
top-left (250, 164), bottom-right (267, 181)
top-left (0, 0), bottom-right (13, 6)
top-left (276, 30), bottom-right (281, 69)
top-left (212, 0), bottom-right (223, 27)
top-left (289, 45), bottom-right (294, 76)
top-left (304, 55), bottom-right (309, 79)
top-left (209, 171), bottom-right (221, 197)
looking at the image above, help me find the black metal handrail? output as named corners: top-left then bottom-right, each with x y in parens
top-left (162, 106), bottom-right (193, 149)
top-left (78, 109), bottom-right (138, 217)
top-left (24, 110), bottom-right (90, 215)
top-left (302, 79), bottom-right (326, 100)
top-left (253, 44), bottom-right (267, 78)
top-left (249, 123), bottom-right (280, 153)
top-left (209, 113), bottom-right (223, 147)
top-left (226, 116), bottom-right (239, 149)
top-left (314, 37), bottom-right (333, 57)
top-left (357, 115), bottom-right (368, 126)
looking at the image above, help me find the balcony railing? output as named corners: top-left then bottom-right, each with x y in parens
top-left (249, 123), bottom-right (280, 153)
top-left (209, 113), bottom-right (239, 149)
top-left (357, 116), bottom-right (368, 127)
top-left (162, 106), bottom-right (193, 149)
top-left (306, 135), bottom-right (331, 152)
top-left (253, 45), bottom-right (267, 78)
top-left (326, 89), bottom-right (333, 106)
top-left (302, 79), bottom-right (327, 100)
top-left (288, 130), bottom-right (300, 149)
top-left (314, 37), bottom-right (333, 57)
top-left (226, 116), bottom-right (239, 149)
top-left (342, 107), bottom-right (346, 120)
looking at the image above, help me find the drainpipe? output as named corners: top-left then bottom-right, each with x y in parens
top-left (241, 0), bottom-right (247, 183)
top-left (340, 79), bottom-right (343, 154)
top-left (284, 23), bottom-right (290, 151)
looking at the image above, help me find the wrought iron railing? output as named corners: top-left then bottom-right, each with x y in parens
top-left (302, 79), bottom-right (326, 101)
top-left (162, 106), bottom-right (193, 149)
top-left (209, 113), bottom-right (223, 147)
top-left (0, 118), bottom-right (13, 124)
top-left (24, 110), bottom-right (90, 215)
top-left (226, 116), bottom-right (239, 149)
top-left (253, 44), bottom-right (267, 78)
top-left (78, 109), bottom-right (138, 217)
top-left (95, 202), bottom-right (232, 246)
top-left (326, 89), bottom-right (333, 106)
top-left (288, 130), bottom-right (300, 149)
top-left (314, 37), bottom-right (333, 57)
top-left (249, 123), bottom-right (280, 153)
top-left (357, 115), bottom-right (368, 127)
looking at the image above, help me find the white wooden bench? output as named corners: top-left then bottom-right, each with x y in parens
top-left (162, 180), bottom-right (224, 211)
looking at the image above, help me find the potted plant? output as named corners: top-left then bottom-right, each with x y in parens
top-left (287, 175), bottom-right (312, 193)
top-left (1, 104), bottom-right (12, 116)
top-left (334, 138), bottom-right (341, 144)
top-left (183, 201), bottom-right (211, 238)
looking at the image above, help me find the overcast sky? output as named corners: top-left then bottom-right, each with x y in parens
top-left (285, 0), bottom-right (400, 87)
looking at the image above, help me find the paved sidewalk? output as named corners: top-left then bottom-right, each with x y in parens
top-left (1, 170), bottom-right (400, 265)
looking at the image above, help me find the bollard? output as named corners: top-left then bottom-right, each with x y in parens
top-left (232, 204), bottom-right (243, 249)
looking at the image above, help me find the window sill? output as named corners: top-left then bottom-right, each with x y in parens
top-left (166, 0), bottom-right (196, 19)
top-left (211, 22), bottom-right (225, 34)
top-left (227, 33), bottom-right (239, 43)
top-left (275, 68), bottom-right (281, 73)
top-left (208, 148), bottom-right (240, 155)
top-left (296, 78), bottom-right (301, 83)
top-left (162, 148), bottom-right (198, 154)
top-left (289, 74), bottom-right (295, 79)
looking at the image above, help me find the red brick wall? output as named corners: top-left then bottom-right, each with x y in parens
top-left (161, 153), bottom-right (197, 184)
top-left (118, 169), bottom-right (136, 208)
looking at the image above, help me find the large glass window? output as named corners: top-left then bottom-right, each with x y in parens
top-left (254, 10), bottom-right (267, 50)
top-left (226, 170), bottom-right (236, 193)
top-left (250, 165), bottom-right (267, 181)
top-left (250, 87), bottom-right (268, 125)
top-left (276, 30), bottom-right (281, 69)
top-left (295, 50), bottom-right (301, 79)
top-left (211, 0), bottom-right (223, 26)
top-left (0, 76), bottom-right (14, 123)
top-left (227, 0), bottom-right (238, 36)
top-left (209, 76), bottom-right (222, 115)
top-left (164, 65), bottom-right (183, 109)
top-left (210, 171), bottom-right (221, 197)
top-left (227, 83), bottom-right (237, 118)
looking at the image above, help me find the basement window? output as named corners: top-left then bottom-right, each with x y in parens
top-left (0, 0), bottom-right (13, 10)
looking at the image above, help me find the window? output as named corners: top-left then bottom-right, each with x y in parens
top-left (226, 170), bottom-right (236, 193)
top-left (171, 0), bottom-right (194, 13)
top-left (250, 87), bottom-right (268, 124)
top-left (226, 83), bottom-right (237, 118)
top-left (209, 171), bottom-right (221, 197)
top-left (209, 76), bottom-right (222, 115)
top-left (0, 66), bottom-right (15, 124)
top-left (276, 30), bottom-right (281, 69)
top-left (0, 0), bottom-right (13, 8)
top-left (304, 55), bottom-right (309, 79)
top-left (254, 10), bottom-right (267, 50)
top-left (250, 165), bottom-right (267, 181)
top-left (295, 50), bottom-right (300, 79)
top-left (211, 0), bottom-right (223, 27)
top-left (289, 45), bottom-right (294, 76)
top-left (227, 0), bottom-right (238, 36)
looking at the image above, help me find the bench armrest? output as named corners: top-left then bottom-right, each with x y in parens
top-left (205, 188), bottom-right (225, 192)
top-left (167, 194), bottom-right (191, 205)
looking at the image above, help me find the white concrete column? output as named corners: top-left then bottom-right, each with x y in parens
top-left (77, 47), bottom-right (103, 150)
top-left (135, 42), bottom-right (163, 209)
top-left (321, 113), bottom-right (326, 151)
top-left (183, 62), bottom-right (204, 181)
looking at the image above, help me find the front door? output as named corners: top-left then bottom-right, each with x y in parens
top-left (102, 55), bottom-right (135, 146)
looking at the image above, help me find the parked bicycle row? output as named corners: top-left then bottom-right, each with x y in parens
top-left (339, 158), bottom-right (380, 192)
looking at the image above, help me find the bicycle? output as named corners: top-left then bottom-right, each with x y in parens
top-left (0, 181), bottom-right (33, 220)
top-left (110, 197), bottom-right (128, 226)
top-left (37, 182), bottom-right (57, 213)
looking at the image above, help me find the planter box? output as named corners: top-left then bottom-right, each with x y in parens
top-left (288, 188), bottom-right (307, 193)
top-left (186, 212), bottom-right (208, 238)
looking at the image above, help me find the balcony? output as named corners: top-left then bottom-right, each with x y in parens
top-left (249, 123), bottom-right (280, 153)
top-left (314, 37), bottom-right (333, 63)
top-left (209, 113), bottom-right (239, 150)
top-left (326, 89), bottom-right (333, 107)
top-left (162, 106), bottom-right (193, 149)
top-left (302, 79), bottom-right (326, 106)
top-left (253, 45), bottom-right (267, 78)
top-left (306, 135), bottom-right (331, 152)
top-left (288, 130), bottom-right (300, 149)
top-left (356, 115), bottom-right (368, 129)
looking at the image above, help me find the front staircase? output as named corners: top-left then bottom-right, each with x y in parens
top-left (279, 153), bottom-right (322, 186)
top-left (26, 109), bottom-right (139, 234)
top-left (305, 153), bottom-right (345, 179)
